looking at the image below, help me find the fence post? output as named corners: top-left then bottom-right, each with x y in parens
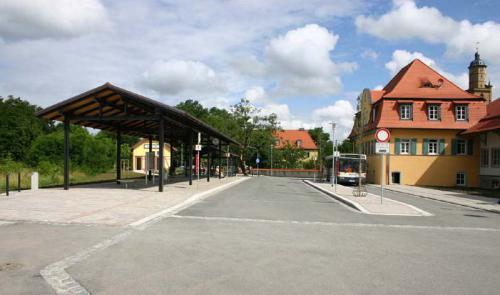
top-left (6, 174), bottom-right (9, 196)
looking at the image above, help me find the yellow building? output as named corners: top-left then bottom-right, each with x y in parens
top-left (131, 138), bottom-right (171, 173)
top-left (350, 55), bottom-right (490, 188)
top-left (274, 129), bottom-right (319, 161)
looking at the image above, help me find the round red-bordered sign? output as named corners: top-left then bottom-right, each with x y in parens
top-left (375, 128), bottom-right (390, 143)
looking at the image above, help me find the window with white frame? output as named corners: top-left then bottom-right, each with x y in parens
top-left (456, 140), bottom-right (467, 155)
top-left (428, 104), bottom-right (440, 120)
top-left (400, 139), bottom-right (410, 154)
top-left (296, 140), bottom-right (302, 147)
top-left (480, 148), bottom-right (489, 167)
top-left (399, 104), bottom-right (412, 120)
top-left (455, 105), bottom-right (468, 121)
top-left (456, 172), bottom-right (466, 186)
top-left (492, 148), bottom-right (500, 168)
top-left (428, 139), bottom-right (438, 155)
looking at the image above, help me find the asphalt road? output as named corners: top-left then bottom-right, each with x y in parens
top-left (62, 176), bottom-right (500, 295)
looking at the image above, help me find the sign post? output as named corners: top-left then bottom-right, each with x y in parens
top-left (256, 157), bottom-right (260, 177)
top-left (375, 128), bottom-right (390, 204)
top-left (196, 132), bottom-right (202, 182)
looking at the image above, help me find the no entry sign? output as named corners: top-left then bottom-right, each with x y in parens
top-left (375, 128), bottom-right (390, 143)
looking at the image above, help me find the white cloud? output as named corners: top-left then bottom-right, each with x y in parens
top-left (263, 24), bottom-right (355, 97)
top-left (245, 86), bottom-right (268, 103)
top-left (385, 50), bottom-right (469, 89)
top-left (373, 85), bottom-right (384, 90)
top-left (312, 100), bottom-right (356, 140)
top-left (355, 0), bottom-right (500, 62)
top-left (0, 0), bottom-right (111, 39)
top-left (141, 59), bottom-right (225, 96)
top-left (361, 49), bottom-right (379, 60)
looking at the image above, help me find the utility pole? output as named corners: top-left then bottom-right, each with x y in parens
top-left (270, 144), bottom-right (273, 176)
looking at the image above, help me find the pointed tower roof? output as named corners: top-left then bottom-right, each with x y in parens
top-left (382, 59), bottom-right (479, 99)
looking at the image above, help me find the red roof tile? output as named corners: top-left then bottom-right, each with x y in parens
top-left (382, 59), bottom-right (479, 99)
top-left (274, 130), bottom-right (318, 150)
top-left (462, 98), bottom-right (500, 134)
top-left (370, 90), bottom-right (385, 103)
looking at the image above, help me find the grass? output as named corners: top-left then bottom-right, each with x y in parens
top-left (0, 169), bottom-right (143, 192)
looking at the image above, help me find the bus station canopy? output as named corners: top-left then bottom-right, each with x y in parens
top-left (36, 82), bottom-right (238, 145)
top-left (36, 82), bottom-right (239, 192)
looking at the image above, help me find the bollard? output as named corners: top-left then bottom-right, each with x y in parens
top-left (6, 174), bottom-right (9, 196)
top-left (18, 172), bottom-right (21, 192)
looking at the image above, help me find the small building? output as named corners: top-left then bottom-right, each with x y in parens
top-left (462, 98), bottom-right (500, 189)
top-left (274, 129), bottom-right (318, 161)
top-left (131, 138), bottom-right (171, 173)
top-left (350, 53), bottom-right (491, 187)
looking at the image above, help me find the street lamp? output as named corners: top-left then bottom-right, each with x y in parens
top-left (330, 122), bottom-right (336, 192)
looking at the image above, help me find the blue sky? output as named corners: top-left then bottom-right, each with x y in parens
top-left (0, 0), bottom-right (499, 139)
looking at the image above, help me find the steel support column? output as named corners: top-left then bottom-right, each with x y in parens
top-left (159, 117), bottom-right (165, 192)
top-left (218, 141), bottom-right (222, 179)
top-left (63, 117), bottom-right (70, 190)
top-left (116, 129), bottom-right (122, 183)
top-left (188, 131), bottom-right (193, 185)
top-left (148, 135), bottom-right (153, 180)
top-left (207, 145), bottom-right (211, 182)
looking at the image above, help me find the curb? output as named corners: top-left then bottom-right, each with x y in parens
top-left (130, 177), bottom-right (251, 228)
top-left (380, 186), bottom-right (500, 214)
top-left (303, 180), bottom-right (369, 213)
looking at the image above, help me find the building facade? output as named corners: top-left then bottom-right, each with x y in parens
top-left (274, 129), bottom-right (319, 161)
top-left (131, 138), bottom-right (171, 173)
top-left (462, 98), bottom-right (500, 189)
top-left (350, 55), bottom-right (490, 187)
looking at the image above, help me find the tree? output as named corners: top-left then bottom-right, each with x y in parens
top-left (274, 142), bottom-right (305, 169)
top-left (0, 96), bottom-right (52, 162)
top-left (231, 99), bottom-right (278, 174)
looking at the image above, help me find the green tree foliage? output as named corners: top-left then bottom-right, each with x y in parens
top-left (273, 142), bottom-right (305, 169)
top-left (0, 96), bottom-right (52, 162)
top-left (29, 125), bottom-right (115, 175)
top-left (177, 98), bottom-right (279, 174)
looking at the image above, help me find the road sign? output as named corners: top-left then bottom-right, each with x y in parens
top-left (376, 142), bottom-right (390, 154)
top-left (195, 144), bottom-right (202, 151)
top-left (375, 128), bottom-right (390, 143)
top-left (212, 138), bottom-right (220, 146)
top-left (333, 151), bottom-right (340, 157)
top-left (256, 158), bottom-right (260, 164)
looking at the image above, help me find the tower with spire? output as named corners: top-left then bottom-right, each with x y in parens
top-left (467, 49), bottom-right (493, 103)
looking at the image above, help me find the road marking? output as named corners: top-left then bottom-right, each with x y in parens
top-left (0, 221), bottom-right (15, 226)
top-left (40, 177), bottom-right (250, 295)
top-left (171, 215), bottom-right (500, 232)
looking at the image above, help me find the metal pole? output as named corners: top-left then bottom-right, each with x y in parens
top-left (380, 153), bottom-right (384, 204)
top-left (330, 122), bottom-right (336, 192)
top-left (188, 131), bottom-right (193, 185)
top-left (334, 140), bottom-right (338, 190)
top-left (218, 141), bottom-right (222, 179)
top-left (18, 172), bottom-right (21, 192)
top-left (207, 145), bottom-right (211, 182)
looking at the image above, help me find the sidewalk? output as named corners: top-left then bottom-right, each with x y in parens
top-left (304, 180), bottom-right (432, 216)
top-left (382, 184), bottom-right (500, 214)
top-left (0, 176), bottom-right (249, 226)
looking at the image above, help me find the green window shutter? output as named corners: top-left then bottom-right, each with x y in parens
top-left (395, 138), bottom-right (401, 155)
top-left (410, 104), bottom-right (413, 120)
top-left (437, 105), bottom-right (442, 120)
top-left (451, 139), bottom-right (457, 155)
top-left (423, 138), bottom-right (429, 155)
top-left (439, 139), bottom-right (445, 155)
top-left (410, 138), bottom-right (417, 155)
top-left (467, 139), bottom-right (474, 155)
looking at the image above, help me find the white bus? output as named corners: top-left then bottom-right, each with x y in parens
top-left (323, 153), bottom-right (367, 185)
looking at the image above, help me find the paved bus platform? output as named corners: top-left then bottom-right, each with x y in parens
top-left (304, 180), bottom-right (432, 216)
top-left (0, 176), bottom-right (248, 226)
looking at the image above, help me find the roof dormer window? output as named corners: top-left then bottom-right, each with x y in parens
top-left (296, 140), bottom-right (302, 147)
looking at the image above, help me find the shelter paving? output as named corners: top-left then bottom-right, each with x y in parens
top-left (0, 177), bottom-right (243, 226)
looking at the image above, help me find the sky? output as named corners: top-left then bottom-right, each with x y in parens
top-left (1, 0), bottom-right (499, 140)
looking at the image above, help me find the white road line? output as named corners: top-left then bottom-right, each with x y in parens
top-left (40, 177), bottom-right (250, 295)
top-left (171, 215), bottom-right (500, 232)
top-left (0, 221), bottom-right (15, 226)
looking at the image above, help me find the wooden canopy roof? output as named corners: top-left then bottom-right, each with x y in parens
top-left (36, 83), bottom-right (238, 145)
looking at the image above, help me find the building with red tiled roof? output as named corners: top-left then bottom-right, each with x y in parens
top-left (350, 53), bottom-right (492, 188)
top-left (462, 98), bottom-right (500, 189)
top-left (274, 129), bottom-right (318, 161)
